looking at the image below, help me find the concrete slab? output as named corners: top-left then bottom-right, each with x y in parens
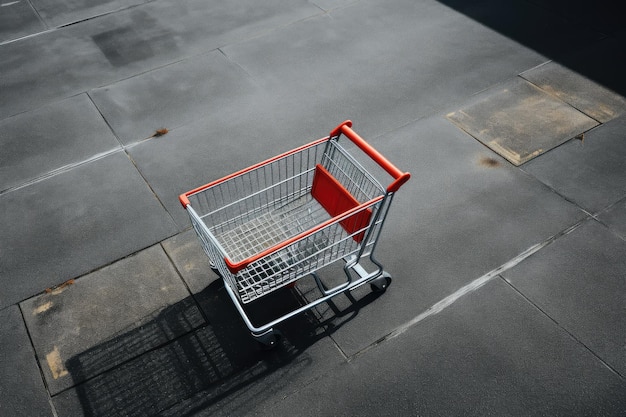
top-left (264, 279), bottom-right (626, 416)
top-left (0, 0), bottom-right (322, 118)
top-left (221, 0), bottom-right (549, 139)
top-left (0, 0), bottom-right (45, 44)
top-left (52, 282), bottom-right (344, 417)
top-left (0, 306), bottom-right (54, 417)
top-left (89, 50), bottom-right (257, 145)
top-left (20, 244), bottom-right (203, 394)
top-left (522, 114), bottom-right (626, 214)
top-left (0, 151), bottom-right (178, 309)
top-left (598, 197), bottom-right (626, 241)
top-left (521, 61), bottom-right (626, 123)
top-left (502, 219), bottom-right (626, 377)
top-left (0, 94), bottom-right (120, 192)
top-left (295, 115), bottom-right (587, 357)
top-left (446, 77), bottom-right (598, 165)
top-left (30, 0), bottom-right (149, 28)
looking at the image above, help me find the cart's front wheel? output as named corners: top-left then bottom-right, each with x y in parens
top-left (256, 330), bottom-right (281, 349)
top-left (370, 273), bottom-right (392, 293)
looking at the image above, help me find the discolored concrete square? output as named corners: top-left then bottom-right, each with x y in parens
top-left (521, 61), bottom-right (626, 123)
top-left (447, 77), bottom-right (598, 165)
top-left (20, 244), bottom-right (204, 394)
top-left (91, 25), bottom-right (164, 68)
top-left (0, 0), bottom-right (322, 118)
top-left (30, 0), bottom-right (149, 28)
top-left (89, 50), bottom-right (257, 144)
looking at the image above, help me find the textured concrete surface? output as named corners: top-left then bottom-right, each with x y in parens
top-left (0, 306), bottom-right (54, 417)
top-left (2, 0), bottom-right (625, 416)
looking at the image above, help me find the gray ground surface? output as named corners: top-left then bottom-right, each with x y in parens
top-left (1, 0), bottom-right (625, 415)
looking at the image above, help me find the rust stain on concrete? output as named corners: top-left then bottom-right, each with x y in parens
top-left (45, 279), bottom-right (75, 295)
top-left (479, 156), bottom-right (501, 168)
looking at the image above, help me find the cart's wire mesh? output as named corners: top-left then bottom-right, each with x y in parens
top-left (185, 138), bottom-right (389, 303)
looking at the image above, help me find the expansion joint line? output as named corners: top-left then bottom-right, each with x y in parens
top-left (348, 218), bottom-right (587, 361)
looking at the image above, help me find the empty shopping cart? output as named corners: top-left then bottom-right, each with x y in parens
top-left (179, 120), bottom-right (410, 346)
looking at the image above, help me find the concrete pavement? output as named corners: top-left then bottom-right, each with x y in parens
top-left (1, 0), bottom-right (625, 415)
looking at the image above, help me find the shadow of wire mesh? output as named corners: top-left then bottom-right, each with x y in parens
top-left (61, 274), bottom-right (382, 417)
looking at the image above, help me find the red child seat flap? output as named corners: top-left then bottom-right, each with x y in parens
top-left (311, 164), bottom-right (372, 243)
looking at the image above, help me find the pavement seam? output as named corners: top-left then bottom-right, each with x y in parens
top-left (49, 321), bottom-right (213, 399)
top-left (591, 196), bottom-right (626, 243)
top-left (159, 241), bottom-right (213, 327)
top-left (517, 163), bottom-right (597, 217)
top-left (0, 147), bottom-right (121, 196)
top-left (89, 85), bottom-right (182, 231)
top-left (346, 218), bottom-right (588, 362)
top-left (26, 0), bottom-right (49, 30)
top-left (501, 274), bottom-right (625, 381)
top-left (17, 304), bottom-right (60, 417)
top-left (122, 150), bottom-right (181, 229)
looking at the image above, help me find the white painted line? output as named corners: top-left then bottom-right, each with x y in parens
top-left (384, 220), bottom-right (585, 342)
top-left (344, 219), bottom-right (588, 363)
top-left (1, 1), bottom-right (21, 6)
top-left (0, 148), bottom-right (121, 196)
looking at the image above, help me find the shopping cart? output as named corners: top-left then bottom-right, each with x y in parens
top-left (179, 120), bottom-right (410, 346)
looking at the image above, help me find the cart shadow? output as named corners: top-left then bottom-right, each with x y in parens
top-left (64, 276), bottom-right (385, 417)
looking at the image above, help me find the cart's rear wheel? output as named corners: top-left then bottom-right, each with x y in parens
top-left (370, 273), bottom-right (392, 293)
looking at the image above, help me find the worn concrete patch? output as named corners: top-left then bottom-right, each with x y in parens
top-left (447, 77), bottom-right (598, 165)
top-left (89, 49), bottom-right (257, 144)
top-left (20, 244), bottom-right (204, 394)
top-left (521, 61), bottom-right (626, 123)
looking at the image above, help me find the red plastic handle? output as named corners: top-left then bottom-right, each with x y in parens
top-left (330, 120), bottom-right (411, 193)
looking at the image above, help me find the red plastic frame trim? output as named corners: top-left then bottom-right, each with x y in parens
top-left (180, 121), bottom-right (410, 274)
top-left (179, 136), bottom-right (329, 207)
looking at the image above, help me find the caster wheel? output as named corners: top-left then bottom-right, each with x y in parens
top-left (255, 330), bottom-right (282, 349)
top-left (370, 273), bottom-right (392, 293)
